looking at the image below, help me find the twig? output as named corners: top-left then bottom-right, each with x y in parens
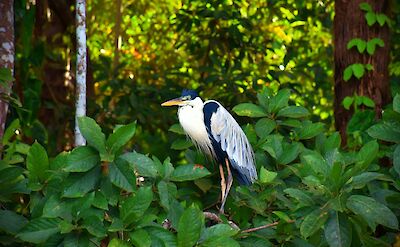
top-left (203, 212), bottom-right (240, 230)
top-left (241, 220), bottom-right (295, 233)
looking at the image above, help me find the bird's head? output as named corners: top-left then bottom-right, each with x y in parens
top-left (161, 89), bottom-right (200, 107)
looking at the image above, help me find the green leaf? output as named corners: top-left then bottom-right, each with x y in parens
top-left (284, 188), bottom-right (314, 206)
top-left (297, 122), bottom-right (324, 140)
top-left (171, 138), bottom-right (193, 150)
top-left (106, 121), bottom-right (136, 154)
top-left (259, 167), bottom-right (277, 184)
top-left (260, 134), bottom-right (283, 159)
top-left (170, 164), bottom-right (211, 182)
top-left (364, 64), bottom-right (374, 71)
top-left (64, 146), bottom-right (99, 172)
top-left (255, 118), bottom-right (276, 139)
top-left (277, 106), bottom-right (309, 118)
top-left (201, 236), bottom-right (240, 247)
top-left (277, 142), bottom-right (301, 165)
top-left (356, 140), bottom-right (379, 169)
top-left (346, 195), bottom-right (398, 230)
top-left (324, 212), bottom-right (352, 247)
top-left (324, 132), bottom-right (341, 152)
top-left (77, 116), bottom-right (106, 155)
top-left (268, 89), bottom-right (291, 113)
top-left (351, 172), bottom-right (390, 189)
top-left (109, 159), bottom-right (135, 192)
top-left (361, 96), bottom-right (375, 108)
top-left (120, 186), bottom-right (153, 226)
top-left (301, 151), bottom-right (328, 176)
top-left (366, 41), bottom-right (376, 55)
top-left (365, 12), bottom-right (376, 26)
top-left (0, 210), bottom-right (27, 234)
top-left (352, 64), bottom-right (365, 79)
top-left (109, 239), bottom-right (131, 247)
top-left (393, 94), bottom-right (400, 113)
top-left (42, 195), bottom-right (67, 218)
top-left (376, 14), bottom-right (387, 26)
top-left (232, 103), bottom-right (267, 118)
top-left (273, 211), bottom-right (292, 222)
top-left (146, 226), bottom-right (177, 246)
top-left (92, 191), bottom-right (108, 210)
top-left (130, 229), bottom-right (151, 247)
top-left (300, 208), bottom-right (328, 238)
top-left (343, 66), bottom-right (353, 81)
top-left (120, 152), bottom-right (158, 177)
top-left (177, 206), bottom-right (204, 247)
top-left (342, 97), bottom-right (354, 110)
top-left (347, 38), bottom-right (362, 50)
top-left (27, 141), bottom-right (49, 181)
top-left (169, 124), bottom-right (185, 135)
top-left (200, 224), bottom-right (238, 242)
top-left (394, 145), bottom-right (400, 176)
top-left (359, 3), bottom-right (372, 12)
top-left (158, 180), bottom-right (171, 211)
top-left (0, 166), bottom-right (24, 184)
top-left (367, 122), bottom-right (400, 143)
top-left (17, 217), bottom-right (60, 244)
top-left (82, 216), bottom-right (106, 238)
top-left (63, 167), bottom-right (100, 198)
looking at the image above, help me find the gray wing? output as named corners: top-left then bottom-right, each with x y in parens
top-left (205, 100), bottom-right (258, 184)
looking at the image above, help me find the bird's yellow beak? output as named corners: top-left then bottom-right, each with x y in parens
top-left (161, 98), bottom-right (184, 107)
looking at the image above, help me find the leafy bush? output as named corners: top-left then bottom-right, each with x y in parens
top-left (0, 90), bottom-right (399, 246)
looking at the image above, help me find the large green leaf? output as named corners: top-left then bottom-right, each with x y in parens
top-left (255, 118), bottom-right (276, 139)
top-left (63, 167), bottom-right (100, 198)
top-left (346, 195), bottom-right (398, 230)
top-left (301, 151), bottom-right (328, 176)
top-left (200, 224), bottom-right (238, 242)
top-left (351, 172), bottom-right (390, 189)
top-left (177, 206), bottom-right (204, 247)
top-left (130, 229), bottom-right (152, 247)
top-left (297, 122), bottom-right (324, 140)
top-left (393, 94), bottom-right (400, 113)
top-left (277, 106), bottom-right (309, 118)
top-left (201, 236), bottom-right (240, 247)
top-left (0, 210), bottom-right (27, 234)
top-left (120, 152), bottom-right (158, 178)
top-left (268, 89), bottom-right (291, 113)
top-left (109, 159), bottom-right (135, 192)
top-left (356, 140), bottom-right (378, 170)
top-left (82, 216), bottom-right (106, 238)
top-left (259, 167), bottom-right (277, 184)
top-left (300, 208), bottom-right (328, 238)
top-left (171, 138), bottom-right (193, 150)
top-left (394, 144), bottom-right (400, 176)
top-left (108, 239), bottom-right (131, 247)
top-left (170, 164), bottom-right (211, 182)
top-left (324, 212), bottom-right (352, 247)
top-left (367, 122), bottom-right (400, 143)
top-left (106, 121), bottom-right (136, 154)
top-left (77, 116), bottom-right (106, 155)
top-left (277, 142), bottom-right (301, 165)
top-left (17, 217), bottom-right (60, 244)
top-left (27, 141), bottom-right (49, 181)
top-left (0, 166), bottom-right (24, 184)
top-left (64, 146), bottom-right (99, 172)
top-left (232, 103), bottom-right (267, 118)
top-left (284, 188), bottom-right (314, 206)
top-left (120, 186), bottom-right (153, 226)
top-left (158, 180), bottom-right (171, 211)
top-left (146, 226), bottom-right (177, 247)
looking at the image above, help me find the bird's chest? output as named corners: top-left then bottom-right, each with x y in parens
top-left (178, 106), bottom-right (210, 143)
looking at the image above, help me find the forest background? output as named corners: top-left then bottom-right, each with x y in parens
top-left (0, 0), bottom-right (400, 246)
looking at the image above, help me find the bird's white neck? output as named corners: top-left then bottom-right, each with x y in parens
top-left (177, 97), bottom-right (214, 157)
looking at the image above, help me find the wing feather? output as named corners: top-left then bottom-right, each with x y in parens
top-left (204, 100), bottom-right (258, 184)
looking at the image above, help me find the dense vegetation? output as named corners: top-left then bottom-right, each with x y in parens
top-left (0, 0), bottom-right (399, 246)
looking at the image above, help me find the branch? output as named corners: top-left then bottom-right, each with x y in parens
top-left (241, 220), bottom-right (295, 233)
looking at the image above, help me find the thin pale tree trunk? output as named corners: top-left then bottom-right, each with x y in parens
top-left (0, 1), bottom-right (14, 146)
top-left (75, 0), bottom-right (87, 146)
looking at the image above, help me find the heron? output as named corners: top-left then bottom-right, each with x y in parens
top-left (161, 89), bottom-right (258, 214)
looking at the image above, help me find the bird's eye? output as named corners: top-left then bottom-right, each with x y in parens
top-left (182, 96), bottom-right (191, 100)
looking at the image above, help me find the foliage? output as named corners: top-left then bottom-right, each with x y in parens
top-left (1, 89), bottom-right (399, 246)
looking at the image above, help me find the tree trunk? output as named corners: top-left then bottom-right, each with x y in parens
top-left (334, 0), bottom-right (391, 146)
top-left (75, 0), bottom-right (87, 146)
top-left (0, 0), bottom-right (14, 145)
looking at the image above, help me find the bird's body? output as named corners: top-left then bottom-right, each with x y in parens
top-left (162, 90), bottom-right (258, 213)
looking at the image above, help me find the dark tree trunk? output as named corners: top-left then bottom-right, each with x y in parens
top-left (334, 0), bottom-right (391, 146)
top-left (0, 0), bottom-right (14, 145)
